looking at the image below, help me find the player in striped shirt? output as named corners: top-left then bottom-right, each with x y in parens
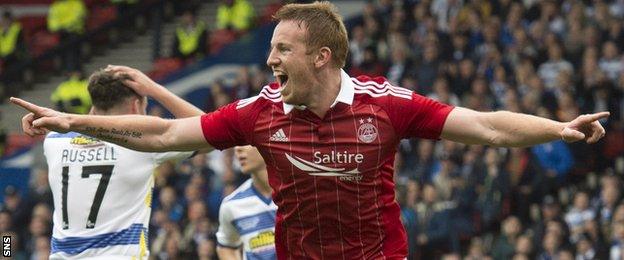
top-left (41, 67), bottom-right (206, 259)
top-left (216, 145), bottom-right (276, 260)
top-left (13, 2), bottom-right (609, 259)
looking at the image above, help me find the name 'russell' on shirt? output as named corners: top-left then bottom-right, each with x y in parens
top-left (61, 147), bottom-right (117, 163)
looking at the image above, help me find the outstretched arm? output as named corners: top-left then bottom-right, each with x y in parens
top-left (12, 97), bottom-right (212, 153)
top-left (105, 65), bottom-right (204, 118)
top-left (441, 107), bottom-right (609, 147)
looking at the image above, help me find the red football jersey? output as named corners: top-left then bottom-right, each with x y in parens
top-left (201, 71), bottom-right (454, 259)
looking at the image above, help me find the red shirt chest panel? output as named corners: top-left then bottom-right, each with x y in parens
top-left (252, 101), bottom-right (398, 187)
top-left (249, 101), bottom-right (400, 258)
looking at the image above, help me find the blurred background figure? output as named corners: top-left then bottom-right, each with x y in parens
top-left (0, 10), bottom-right (27, 99)
top-left (50, 70), bottom-right (91, 114)
top-left (172, 10), bottom-right (207, 63)
top-left (47, 0), bottom-right (87, 72)
top-left (216, 0), bottom-right (255, 33)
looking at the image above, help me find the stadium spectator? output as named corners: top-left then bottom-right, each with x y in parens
top-left (0, 10), bottom-right (27, 98)
top-left (0, 11), bottom-right (20, 48)
top-left (428, 77), bottom-right (460, 106)
top-left (576, 234), bottom-right (597, 260)
top-left (178, 154), bottom-right (215, 192)
top-left (348, 25), bottom-right (367, 67)
top-left (565, 191), bottom-right (596, 242)
top-left (595, 177), bottom-right (621, 231)
top-left (26, 168), bottom-right (53, 208)
top-left (537, 44), bottom-right (573, 90)
top-left (514, 234), bottom-right (535, 259)
top-left (172, 10), bottom-right (208, 63)
top-left (50, 70), bottom-right (91, 114)
top-left (598, 41), bottom-right (623, 82)
top-left (0, 210), bottom-right (10, 233)
top-left (156, 186), bottom-right (185, 223)
top-left (385, 43), bottom-right (413, 85)
top-left (25, 216), bottom-right (50, 253)
top-left (230, 67), bottom-right (254, 100)
top-left (348, 45), bottom-right (386, 78)
top-left (110, 0), bottom-right (141, 41)
top-left (415, 44), bottom-right (441, 94)
top-left (1, 186), bottom-right (30, 236)
top-left (197, 237), bottom-right (219, 260)
top-left (465, 237), bottom-right (489, 260)
top-left (179, 201), bottom-right (208, 254)
top-left (538, 231), bottom-right (562, 260)
top-left (611, 220), bottom-right (624, 259)
top-left (416, 183), bottom-right (457, 258)
top-left (476, 148), bottom-right (509, 231)
top-left (31, 235), bottom-right (51, 260)
top-left (216, 0), bottom-right (255, 32)
top-left (492, 216), bottom-right (522, 260)
top-left (398, 179), bottom-right (419, 259)
top-left (47, 0), bottom-right (87, 72)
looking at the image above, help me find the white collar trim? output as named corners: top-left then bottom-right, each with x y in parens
top-left (282, 69), bottom-right (354, 114)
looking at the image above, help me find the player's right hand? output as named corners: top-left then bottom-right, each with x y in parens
top-left (560, 112), bottom-right (609, 144)
top-left (10, 97), bottom-right (71, 136)
top-left (106, 65), bottom-right (161, 97)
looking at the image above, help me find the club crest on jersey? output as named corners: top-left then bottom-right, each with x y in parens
top-left (70, 135), bottom-right (104, 148)
top-left (357, 117), bottom-right (378, 143)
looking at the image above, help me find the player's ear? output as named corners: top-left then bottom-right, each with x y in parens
top-left (133, 96), bottom-right (148, 115)
top-left (130, 98), bottom-right (141, 114)
top-left (314, 47), bottom-right (332, 68)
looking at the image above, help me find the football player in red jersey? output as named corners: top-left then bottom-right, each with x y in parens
top-left (12, 2), bottom-right (608, 259)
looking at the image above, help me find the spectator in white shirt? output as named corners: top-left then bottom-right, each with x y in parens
top-left (565, 191), bottom-right (596, 242)
top-left (598, 41), bottom-right (623, 81)
top-left (611, 221), bottom-right (624, 260)
top-left (538, 44), bottom-right (574, 89)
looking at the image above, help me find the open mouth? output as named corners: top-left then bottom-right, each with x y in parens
top-left (277, 75), bottom-right (289, 87)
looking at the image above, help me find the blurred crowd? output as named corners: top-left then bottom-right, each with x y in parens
top-left (2, 0), bottom-right (624, 259)
top-left (345, 0), bottom-right (623, 259)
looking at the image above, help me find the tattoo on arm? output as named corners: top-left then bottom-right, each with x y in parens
top-left (84, 127), bottom-right (143, 143)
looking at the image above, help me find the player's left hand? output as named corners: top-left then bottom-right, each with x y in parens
top-left (10, 97), bottom-right (70, 136)
top-left (560, 112), bottom-right (610, 144)
top-left (105, 65), bottom-right (160, 97)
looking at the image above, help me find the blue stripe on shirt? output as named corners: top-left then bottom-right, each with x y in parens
top-left (228, 186), bottom-right (256, 201)
top-left (51, 223), bottom-right (146, 255)
top-left (232, 211), bottom-right (276, 236)
top-left (47, 132), bottom-right (81, 139)
top-left (246, 249), bottom-right (277, 260)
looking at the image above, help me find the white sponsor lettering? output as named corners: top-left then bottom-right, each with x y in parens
top-left (313, 151), bottom-right (364, 164)
top-left (285, 153), bottom-right (363, 182)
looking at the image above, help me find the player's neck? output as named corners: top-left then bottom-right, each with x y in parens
top-left (90, 106), bottom-right (133, 116)
top-left (251, 170), bottom-right (271, 198)
top-left (305, 69), bottom-right (341, 118)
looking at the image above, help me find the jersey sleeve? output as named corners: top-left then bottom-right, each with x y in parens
top-left (216, 202), bottom-right (243, 248)
top-left (387, 92), bottom-right (454, 140)
top-left (153, 151), bottom-right (195, 164)
top-left (200, 102), bottom-right (252, 150)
